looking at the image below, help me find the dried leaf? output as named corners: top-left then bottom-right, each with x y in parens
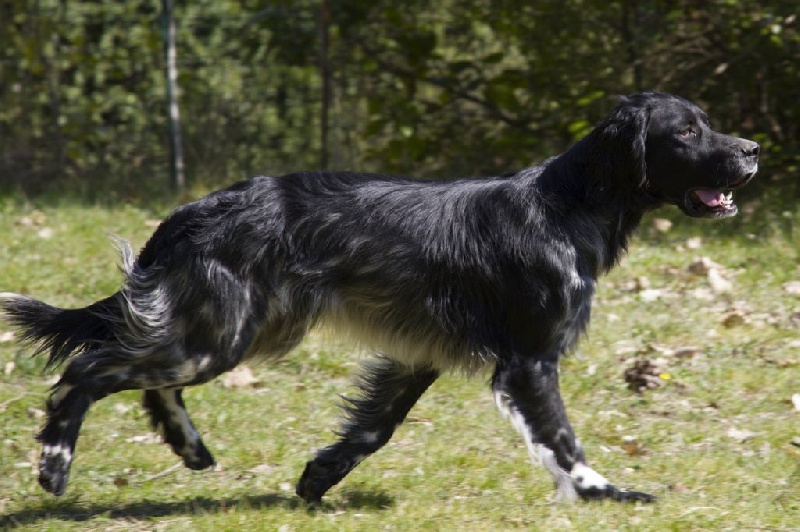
top-left (707, 268), bottom-right (733, 293)
top-left (624, 359), bottom-right (667, 393)
top-left (622, 440), bottom-right (648, 456)
top-left (727, 427), bottom-right (758, 442)
top-left (639, 289), bottom-right (663, 302)
top-left (674, 346), bottom-right (701, 359)
top-left (688, 257), bottom-right (718, 275)
top-left (17, 210), bottom-right (47, 226)
top-left (783, 281), bottom-right (800, 297)
top-left (248, 463), bottom-right (276, 474)
top-left (26, 407), bottom-right (45, 420)
top-left (722, 311), bottom-right (746, 328)
top-left (652, 218), bottom-right (672, 232)
top-left (220, 365), bottom-right (260, 389)
top-left (126, 433), bottom-right (161, 444)
top-left (686, 236), bottom-right (703, 249)
top-left (113, 476), bottom-right (129, 487)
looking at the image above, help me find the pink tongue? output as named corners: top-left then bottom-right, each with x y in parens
top-left (695, 189), bottom-right (724, 207)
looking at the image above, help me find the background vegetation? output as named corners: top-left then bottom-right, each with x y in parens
top-left (0, 1), bottom-right (798, 201)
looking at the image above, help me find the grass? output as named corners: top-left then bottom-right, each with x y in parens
top-left (0, 194), bottom-right (799, 531)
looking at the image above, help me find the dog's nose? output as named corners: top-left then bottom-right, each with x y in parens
top-left (741, 141), bottom-right (759, 157)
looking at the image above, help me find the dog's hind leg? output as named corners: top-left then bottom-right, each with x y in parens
top-left (36, 349), bottom-right (227, 495)
top-left (142, 388), bottom-right (215, 470)
top-left (37, 374), bottom-right (118, 496)
top-left (296, 357), bottom-right (439, 504)
top-left (492, 356), bottom-right (655, 503)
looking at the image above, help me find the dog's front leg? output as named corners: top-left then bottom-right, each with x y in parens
top-left (491, 356), bottom-right (655, 503)
top-left (296, 357), bottom-right (439, 504)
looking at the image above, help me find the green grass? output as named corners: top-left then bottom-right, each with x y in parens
top-left (1, 196), bottom-right (799, 530)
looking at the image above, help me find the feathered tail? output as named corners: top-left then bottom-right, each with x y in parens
top-left (0, 292), bottom-right (121, 371)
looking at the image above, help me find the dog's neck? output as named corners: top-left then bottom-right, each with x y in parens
top-left (528, 138), bottom-right (663, 276)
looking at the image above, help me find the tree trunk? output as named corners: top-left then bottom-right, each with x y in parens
top-left (319, 0), bottom-right (331, 170)
top-left (163, 0), bottom-right (185, 191)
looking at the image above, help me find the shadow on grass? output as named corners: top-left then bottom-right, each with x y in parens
top-left (0, 489), bottom-right (395, 528)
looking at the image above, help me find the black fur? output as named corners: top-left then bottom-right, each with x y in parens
top-left (1, 92), bottom-right (758, 503)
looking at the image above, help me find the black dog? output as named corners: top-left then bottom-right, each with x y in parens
top-left (1, 92), bottom-right (758, 504)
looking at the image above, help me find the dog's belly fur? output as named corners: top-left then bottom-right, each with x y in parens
top-left (241, 289), bottom-right (489, 373)
top-left (239, 261), bottom-right (592, 374)
top-left (318, 308), bottom-right (480, 372)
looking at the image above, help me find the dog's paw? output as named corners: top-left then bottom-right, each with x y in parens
top-left (571, 463), bottom-right (655, 503)
top-left (182, 440), bottom-right (216, 471)
top-left (39, 446), bottom-right (72, 496)
top-left (295, 461), bottom-right (331, 505)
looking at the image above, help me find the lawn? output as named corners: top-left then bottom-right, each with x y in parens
top-left (1, 195), bottom-right (798, 530)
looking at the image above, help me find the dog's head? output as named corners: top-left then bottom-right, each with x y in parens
top-left (597, 92), bottom-right (759, 218)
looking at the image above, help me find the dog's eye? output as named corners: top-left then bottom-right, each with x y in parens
top-left (679, 127), bottom-right (696, 138)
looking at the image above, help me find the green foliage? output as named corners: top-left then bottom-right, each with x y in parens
top-left (0, 1), bottom-right (798, 207)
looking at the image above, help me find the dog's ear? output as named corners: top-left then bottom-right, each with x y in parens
top-left (590, 97), bottom-right (651, 193)
top-left (629, 104), bottom-right (650, 189)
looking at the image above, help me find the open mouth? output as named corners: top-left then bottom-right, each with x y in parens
top-left (684, 189), bottom-right (738, 218)
top-left (682, 169), bottom-right (757, 219)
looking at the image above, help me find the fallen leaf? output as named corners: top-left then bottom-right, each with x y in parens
top-left (634, 276), bottom-right (651, 291)
top-left (113, 476), bottom-right (129, 487)
top-left (624, 359), bottom-right (667, 392)
top-left (37, 227), bottom-right (54, 239)
top-left (26, 407), bottom-right (45, 420)
top-left (17, 210), bottom-right (47, 226)
top-left (707, 268), bottom-right (732, 293)
top-left (688, 256), bottom-right (725, 276)
top-left (622, 440), bottom-right (648, 456)
top-left (727, 427), bottom-right (758, 442)
top-left (674, 346), bottom-right (701, 359)
top-left (220, 365), bottom-right (260, 389)
top-left (126, 433), bottom-right (161, 444)
top-left (652, 218), bottom-right (672, 232)
top-left (686, 237), bottom-right (703, 249)
top-left (792, 393), bottom-right (800, 412)
top-left (722, 311), bottom-right (746, 328)
top-left (248, 463), bottom-right (276, 474)
top-left (639, 289), bottom-right (663, 302)
top-left (782, 280), bottom-right (800, 296)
